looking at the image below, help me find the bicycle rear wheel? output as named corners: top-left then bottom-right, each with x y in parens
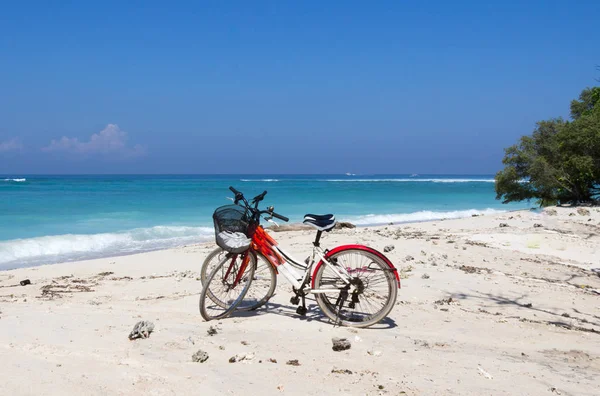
top-left (313, 248), bottom-right (397, 328)
top-left (201, 248), bottom-right (277, 311)
top-left (199, 251), bottom-right (255, 321)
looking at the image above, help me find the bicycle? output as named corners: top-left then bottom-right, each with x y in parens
top-left (199, 187), bottom-right (401, 328)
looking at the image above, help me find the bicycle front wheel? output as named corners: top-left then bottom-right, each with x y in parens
top-left (201, 248), bottom-right (277, 311)
top-left (199, 251), bottom-right (255, 321)
top-left (313, 248), bottom-right (398, 328)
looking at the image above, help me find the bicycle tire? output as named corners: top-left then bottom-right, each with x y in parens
top-left (313, 248), bottom-right (397, 328)
top-left (199, 251), bottom-right (255, 321)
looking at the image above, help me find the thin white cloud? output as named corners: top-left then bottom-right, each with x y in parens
top-left (43, 124), bottom-right (146, 158)
top-left (0, 138), bottom-right (23, 153)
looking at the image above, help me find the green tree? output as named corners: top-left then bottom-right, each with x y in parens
top-left (495, 87), bottom-right (600, 206)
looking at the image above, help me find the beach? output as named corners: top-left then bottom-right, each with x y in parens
top-left (1, 206), bottom-right (599, 395)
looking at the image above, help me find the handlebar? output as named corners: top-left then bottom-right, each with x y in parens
top-left (270, 212), bottom-right (289, 222)
top-left (227, 186), bottom-right (289, 223)
top-left (253, 190), bottom-right (267, 203)
top-left (229, 186), bottom-right (241, 195)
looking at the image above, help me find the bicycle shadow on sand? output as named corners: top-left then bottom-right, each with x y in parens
top-left (230, 295), bottom-right (398, 329)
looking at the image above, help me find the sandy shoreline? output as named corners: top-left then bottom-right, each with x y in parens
top-left (1, 206), bottom-right (599, 395)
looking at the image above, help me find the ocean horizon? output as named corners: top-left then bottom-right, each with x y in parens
top-left (0, 174), bottom-right (530, 269)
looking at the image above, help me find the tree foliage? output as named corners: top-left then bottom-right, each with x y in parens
top-left (495, 86), bottom-right (600, 206)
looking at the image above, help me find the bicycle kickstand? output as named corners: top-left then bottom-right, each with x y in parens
top-left (333, 288), bottom-right (349, 327)
top-left (296, 294), bottom-right (307, 316)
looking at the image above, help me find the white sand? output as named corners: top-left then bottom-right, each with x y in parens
top-left (1, 207), bottom-right (599, 395)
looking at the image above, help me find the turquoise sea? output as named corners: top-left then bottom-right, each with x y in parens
top-left (0, 175), bottom-right (529, 269)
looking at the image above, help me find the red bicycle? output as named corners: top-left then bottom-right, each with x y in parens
top-left (199, 187), bottom-right (400, 328)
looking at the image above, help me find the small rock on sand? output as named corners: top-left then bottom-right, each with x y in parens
top-left (577, 208), bottom-right (591, 216)
top-left (545, 208), bottom-right (558, 216)
top-left (421, 273), bottom-right (430, 279)
top-left (405, 255), bottom-right (414, 261)
top-left (192, 350), bottom-right (209, 363)
top-left (207, 326), bottom-right (218, 336)
top-left (383, 245), bottom-right (395, 253)
top-left (331, 368), bottom-right (353, 374)
top-left (229, 353), bottom-right (254, 363)
top-left (499, 223), bottom-right (509, 228)
top-left (335, 222), bottom-right (356, 229)
top-left (286, 359), bottom-right (300, 366)
top-left (332, 337), bottom-right (352, 351)
top-left (128, 321), bottom-right (154, 340)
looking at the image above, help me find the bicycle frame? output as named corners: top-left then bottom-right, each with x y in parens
top-left (249, 225), bottom-right (353, 294)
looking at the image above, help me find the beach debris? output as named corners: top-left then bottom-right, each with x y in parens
top-left (477, 366), bottom-right (493, 379)
top-left (523, 303), bottom-right (533, 308)
top-left (207, 326), bottom-right (218, 336)
top-left (569, 213), bottom-right (575, 216)
top-left (549, 387), bottom-right (562, 395)
top-left (192, 349), bottom-right (209, 363)
top-left (545, 208), bottom-right (558, 216)
top-left (128, 321), bottom-right (154, 340)
top-left (277, 385), bottom-right (284, 392)
top-left (404, 255), bottom-right (414, 262)
top-left (471, 214), bottom-right (480, 217)
top-left (533, 223), bottom-right (543, 228)
top-left (335, 222), bottom-right (356, 229)
top-left (39, 283), bottom-right (95, 299)
top-left (229, 353), bottom-right (254, 363)
top-left (332, 337), bottom-right (352, 351)
top-left (421, 273), bottom-right (430, 279)
top-left (378, 385), bottom-right (385, 390)
top-left (219, 345), bottom-right (225, 350)
top-left (414, 339), bottom-right (430, 348)
top-left (286, 359), bottom-right (301, 366)
top-left (267, 223), bottom-right (312, 232)
top-left (367, 349), bottom-right (382, 357)
top-left (383, 245), bottom-right (395, 253)
top-left (577, 208), bottom-right (591, 216)
top-left (97, 272), bottom-right (114, 277)
top-left (458, 265), bottom-right (491, 274)
top-left (434, 297), bottom-right (458, 306)
top-left (19, 279), bottom-right (31, 286)
top-left (499, 223), bottom-right (509, 228)
top-left (241, 340), bottom-right (249, 345)
top-left (268, 358), bottom-right (278, 363)
top-left (331, 368), bottom-right (353, 374)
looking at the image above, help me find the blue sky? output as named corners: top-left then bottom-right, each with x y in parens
top-left (0, 1), bottom-right (598, 174)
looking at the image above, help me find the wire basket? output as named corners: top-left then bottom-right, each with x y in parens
top-left (212, 205), bottom-right (252, 253)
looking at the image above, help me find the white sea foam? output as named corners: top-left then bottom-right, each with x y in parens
top-left (240, 179), bottom-right (280, 182)
top-left (2, 178), bottom-right (26, 182)
top-left (346, 208), bottom-right (505, 226)
top-left (0, 226), bottom-right (213, 269)
top-left (323, 178), bottom-right (495, 183)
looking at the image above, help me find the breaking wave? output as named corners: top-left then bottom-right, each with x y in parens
top-left (240, 179), bottom-right (280, 182)
top-left (0, 226), bottom-right (213, 269)
top-left (346, 208), bottom-right (505, 226)
top-left (323, 178), bottom-right (495, 183)
top-left (2, 178), bottom-right (26, 182)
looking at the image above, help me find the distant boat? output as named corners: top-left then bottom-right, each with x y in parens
top-left (345, 172), bottom-right (356, 176)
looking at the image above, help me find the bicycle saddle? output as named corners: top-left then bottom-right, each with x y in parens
top-left (303, 214), bottom-right (336, 232)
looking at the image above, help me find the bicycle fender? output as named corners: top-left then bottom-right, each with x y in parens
top-left (311, 245), bottom-right (401, 288)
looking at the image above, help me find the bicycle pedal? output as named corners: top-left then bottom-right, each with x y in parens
top-left (290, 296), bottom-right (300, 305)
top-left (296, 306), bottom-right (307, 316)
